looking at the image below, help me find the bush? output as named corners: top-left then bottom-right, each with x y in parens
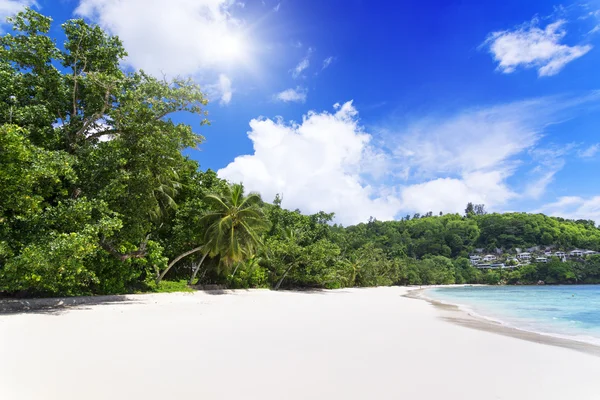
top-left (227, 266), bottom-right (269, 289)
top-left (144, 279), bottom-right (194, 293)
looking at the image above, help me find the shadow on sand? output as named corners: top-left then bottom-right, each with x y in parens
top-left (0, 295), bottom-right (139, 316)
top-left (278, 288), bottom-right (351, 295)
top-left (189, 284), bottom-right (235, 296)
top-left (0, 286), bottom-right (354, 315)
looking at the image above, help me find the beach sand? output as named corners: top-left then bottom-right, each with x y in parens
top-left (1, 286), bottom-right (600, 399)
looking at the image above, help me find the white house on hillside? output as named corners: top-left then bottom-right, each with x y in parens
top-left (555, 251), bottom-right (566, 258)
top-left (517, 252), bottom-right (531, 260)
top-left (476, 263), bottom-right (505, 269)
top-left (535, 257), bottom-right (548, 263)
top-left (482, 254), bottom-right (497, 262)
top-left (570, 250), bottom-right (584, 257)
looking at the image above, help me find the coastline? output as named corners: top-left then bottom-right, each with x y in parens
top-left (2, 287), bottom-right (600, 399)
top-left (407, 286), bottom-right (600, 357)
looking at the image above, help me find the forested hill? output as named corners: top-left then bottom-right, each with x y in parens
top-left (2, 10), bottom-right (599, 297)
top-left (343, 211), bottom-right (600, 260)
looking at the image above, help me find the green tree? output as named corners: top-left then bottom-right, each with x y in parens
top-left (156, 184), bottom-right (270, 284)
top-left (465, 202), bottom-right (475, 217)
top-left (0, 9), bottom-right (207, 295)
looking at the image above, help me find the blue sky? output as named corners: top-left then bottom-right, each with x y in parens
top-left (3, 0), bottom-right (600, 225)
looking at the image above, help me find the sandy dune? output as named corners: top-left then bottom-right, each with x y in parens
top-left (1, 287), bottom-right (600, 399)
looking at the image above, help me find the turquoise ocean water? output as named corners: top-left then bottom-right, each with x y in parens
top-left (426, 285), bottom-right (600, 345)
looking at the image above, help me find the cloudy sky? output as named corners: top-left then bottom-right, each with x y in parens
top-left (3, 0), bottom-right (600, 225)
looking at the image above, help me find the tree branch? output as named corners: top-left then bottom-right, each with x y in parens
top-left (101, 234), bottom-right (151, 262)
top-left (77, 87), bottom-right (112, 138)
top-left (156, 245), bottom-right (206, 284)
top-left (86, 128), bottom-right (121, 140)
top-left (72, 35), bottom-right (85, 118)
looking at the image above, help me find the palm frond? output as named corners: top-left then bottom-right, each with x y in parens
top-left (198, 183), bottom-right (271, 267)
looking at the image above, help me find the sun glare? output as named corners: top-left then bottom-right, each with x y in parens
top-left (219, 34), bottom-right (247, 64)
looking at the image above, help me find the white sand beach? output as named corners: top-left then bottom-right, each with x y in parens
top-left (1, 287), bottom-right (600, 399)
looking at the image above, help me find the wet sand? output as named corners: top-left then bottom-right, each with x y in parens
top-left (406, 287), bottom-right (600, 357)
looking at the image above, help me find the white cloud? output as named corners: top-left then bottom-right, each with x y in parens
top-left (580, 8), bottom-right (600, 20)
top-left (400, 171), bottom-right (516, 216)
top-left (205, 74), bottom-right (233, 105)
top-left (483, 18), bottom-right (592, 76)
top-left (0, 0), bottom-right (36, 31)
top-left (383, 93), bottom-right (600, 215)
top-left (274, 87), bottom-right (307, 103)
top-left (219, 93), bottom-right (600, 225)
top-left (273, 2), bottom-right (280, 12)
top-left (291, 58), bottom-right (309, 79)
top-left (290, 48), bottom-right (313, 78)
top-left (579, 143), bottom-right (600, 158)
top-left (579, 7), bottom-right (600, 34)
top-left (391, 94), bottom-right (600, 214)
top-left (75, 0), bottom-right (251, 78)
top-left (218, 102), bottom-right (401, 225)
top-left (525, 169), bottom-right (560, 199)
top-left (217, 74), bottom-right (233, 105)
top-left (537, 196), bottom-right (600, 224)
top-left (524, 144), bottom-right (577, 199)
top-left (394, 100), bottom-right (545, 177)
top-left (322, 56), bottom-right (335, 70)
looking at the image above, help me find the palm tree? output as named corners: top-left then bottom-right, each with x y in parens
top-left (156, 183), bottom-right (270, 285)
top-left (148, 169), bottom-right (180, 223)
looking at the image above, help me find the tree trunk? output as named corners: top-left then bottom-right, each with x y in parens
top-left (274, 264), bottom-right (295, 290)
top-left (198, 268), bottom-right (208, 282)
top-left (156, 245), bottom-right (204, 285)
top-left (231, 262), bottom-right (241, 278)
top-left (188, 252), bottom-right (209, 285)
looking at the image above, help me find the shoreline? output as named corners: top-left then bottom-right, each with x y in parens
top-left (406, 286), bottom-right (600, 357)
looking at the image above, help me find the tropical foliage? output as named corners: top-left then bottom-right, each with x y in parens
top-left (2, 10), bottom-right (600, 297)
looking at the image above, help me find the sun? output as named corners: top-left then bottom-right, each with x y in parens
top-left (211, 25), bottom-right (261, 77)
top-left (219, 34), bottom-right (247, 64)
